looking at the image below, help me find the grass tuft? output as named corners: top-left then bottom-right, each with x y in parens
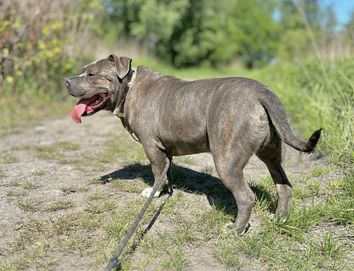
top-left (47, 200), bottom-right (74, 212)
top-left (17, 199), bottom-right (42, 212)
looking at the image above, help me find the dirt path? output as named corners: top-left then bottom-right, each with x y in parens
top-left (0, 112), bottom-right (348, 270)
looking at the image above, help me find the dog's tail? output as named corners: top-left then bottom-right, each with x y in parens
top-left (258, 88), bottom-right (321, 153)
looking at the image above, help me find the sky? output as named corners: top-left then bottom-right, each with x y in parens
top-left (322, 0), bottom-right (354, 25)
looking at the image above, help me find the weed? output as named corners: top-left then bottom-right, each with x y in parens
top-left (6, 180), bottom-right (21, 187)
top-left (47, 200), bottom-right (74, 212)
top-left (0, 261), bottom-right (17, 271)
top-left (17, 200), bottom-right (42, 212)
top-left (7, 190), bottom-right (27, 197)
top-left (94, 137), bottom-right (147, 166)
top-left (32, 170), bottom-right (46, 176)
top-left (310, 166), bottom-right (331, 177)
top-left (88, 191), bottom-right (106, 201)
top-left (84, 203), bottom-right (105, 215)
top-left (52, 213), bottom-right (101, 235)
top-left (35, 145), bottom-right (59, 160)
top-left (84, 200), bottom-right (116, 214)
top-left (213, 239), bottom-right (242, 268)
top-left (21, 182), bottom-right (40, 190)
top-left (0, 153), bottom-right (17, 163)
top-left (161, 249), bottom-right (190, 270)
top-left (34, 141), bottom-right (80, 162)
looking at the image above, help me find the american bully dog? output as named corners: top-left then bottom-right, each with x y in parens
top-left (66, 55), bottom-right (321, 234)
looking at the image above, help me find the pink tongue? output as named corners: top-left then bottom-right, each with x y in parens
top-left (71, 103), bottom-right (87, 124)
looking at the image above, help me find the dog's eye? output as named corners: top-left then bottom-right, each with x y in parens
top-left (87, 72), bottom-right (95, 76)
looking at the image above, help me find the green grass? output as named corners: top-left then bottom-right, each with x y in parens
top-left (34, 141), bottom-right (81, 161)
top-left (111, 179), bottom-right (148, 193)
top-left (0, 91), bottom-right (73, 138)
top-left (32, 170), bottom-right (46, 177)
top-left (1, 212), bottom-right (103, 270)
top-left (2, 163), bottom-right (352, 270)
top-left (84, 200), bottom-right (116, 214)
top-left (6, 190), bottom-right (27, 198)
top-left (26, 140), bottom-right (85, 170)
top-left (46, 200), bottom-right (74, 212)
top-left (17, 199), bottom-right (42, 212)
top-left (21, 182), bottom-right (40, 190)
top-left (88, 191), bottom-right (106, 201)
top-left (96, 137), bottom-right (147, 165)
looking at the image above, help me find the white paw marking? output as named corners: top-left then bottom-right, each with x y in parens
top-left (223, 222), bottom-right (251, 235)
top-left (141, 187), bottom-right (161, 198)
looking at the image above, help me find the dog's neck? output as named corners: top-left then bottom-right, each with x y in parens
top-left (112, 68), bottom-right (139, 141)
top-left (112, 67), bottom-right (136, 118)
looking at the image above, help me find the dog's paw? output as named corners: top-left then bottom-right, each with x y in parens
top-left (141, 187), bottom-right (161, 198)
top-left (269, 213), bottom-right (288, 223)
top-left (223, 222), bottom-right (251, 236)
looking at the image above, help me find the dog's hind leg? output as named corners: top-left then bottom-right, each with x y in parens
top-left (141, 143), bottom-right (171, 198)
top-left (212, 149), bottom-right (256, 235)
top-left (256, 137), bottom-right (292, 218)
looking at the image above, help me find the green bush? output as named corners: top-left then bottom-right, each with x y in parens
top-left (0, 0), bottom-right (103, 132)
top-left (0, 0), bottom-right (102, 97)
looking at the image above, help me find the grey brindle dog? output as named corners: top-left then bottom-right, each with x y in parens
top-left (66, 55), bottom-right (321, 234)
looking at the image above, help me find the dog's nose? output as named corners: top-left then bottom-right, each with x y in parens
top-left (65, 78), bottom-right (71, 88)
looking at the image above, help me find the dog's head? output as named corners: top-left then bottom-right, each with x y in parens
top-left (66, 55), bottom-right (132, 123)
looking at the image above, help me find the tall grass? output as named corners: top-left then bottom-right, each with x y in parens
top-left (250, 59), bottom-right (354, 173)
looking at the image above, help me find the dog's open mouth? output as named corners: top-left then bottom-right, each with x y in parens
top-left (71, 93), bottom-right (109, 123)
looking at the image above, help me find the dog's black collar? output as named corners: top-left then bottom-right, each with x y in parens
top-left (113, 70), bottom-right (140, 142)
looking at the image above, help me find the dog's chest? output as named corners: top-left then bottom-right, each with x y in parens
top-left (163, 136), bottom-right (210, 156)
top-left (158, 115), bottom-right (209, 155)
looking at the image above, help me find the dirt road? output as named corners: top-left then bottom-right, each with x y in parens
top-left (0, 112), bottom-right (350, 270)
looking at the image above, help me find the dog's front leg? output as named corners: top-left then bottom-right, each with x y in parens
top-left (141, 144), bottom-right (171, 198)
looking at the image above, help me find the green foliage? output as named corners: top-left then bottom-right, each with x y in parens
top-left (230, 0), bottom-right (280, 68)
top-left (103, 0), bottom-right (279, 68)
top-left (276, 0), bottom-right (323, 61)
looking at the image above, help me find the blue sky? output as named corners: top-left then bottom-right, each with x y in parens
top-left (322, 0), bottom-right (354, 25)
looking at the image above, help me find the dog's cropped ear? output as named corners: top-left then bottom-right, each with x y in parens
top-left (108, 55), bottom-right (132, 79)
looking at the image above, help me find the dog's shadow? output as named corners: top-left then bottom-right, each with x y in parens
top-left (100, 163), bottom-right (276, 215)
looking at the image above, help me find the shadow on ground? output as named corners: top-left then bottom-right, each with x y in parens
top-left (100, 163), bottom-right (276, 215)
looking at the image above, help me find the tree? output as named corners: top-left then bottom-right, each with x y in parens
top-left (276, 0), bottom-right (323, 61)
top-left (230, 0), bottom-right (280, 68)
top-left (103, 0), bottom-right (280, 68)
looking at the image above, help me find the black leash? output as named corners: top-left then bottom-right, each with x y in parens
top-left (105, 159), bottom-right (171, 271)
